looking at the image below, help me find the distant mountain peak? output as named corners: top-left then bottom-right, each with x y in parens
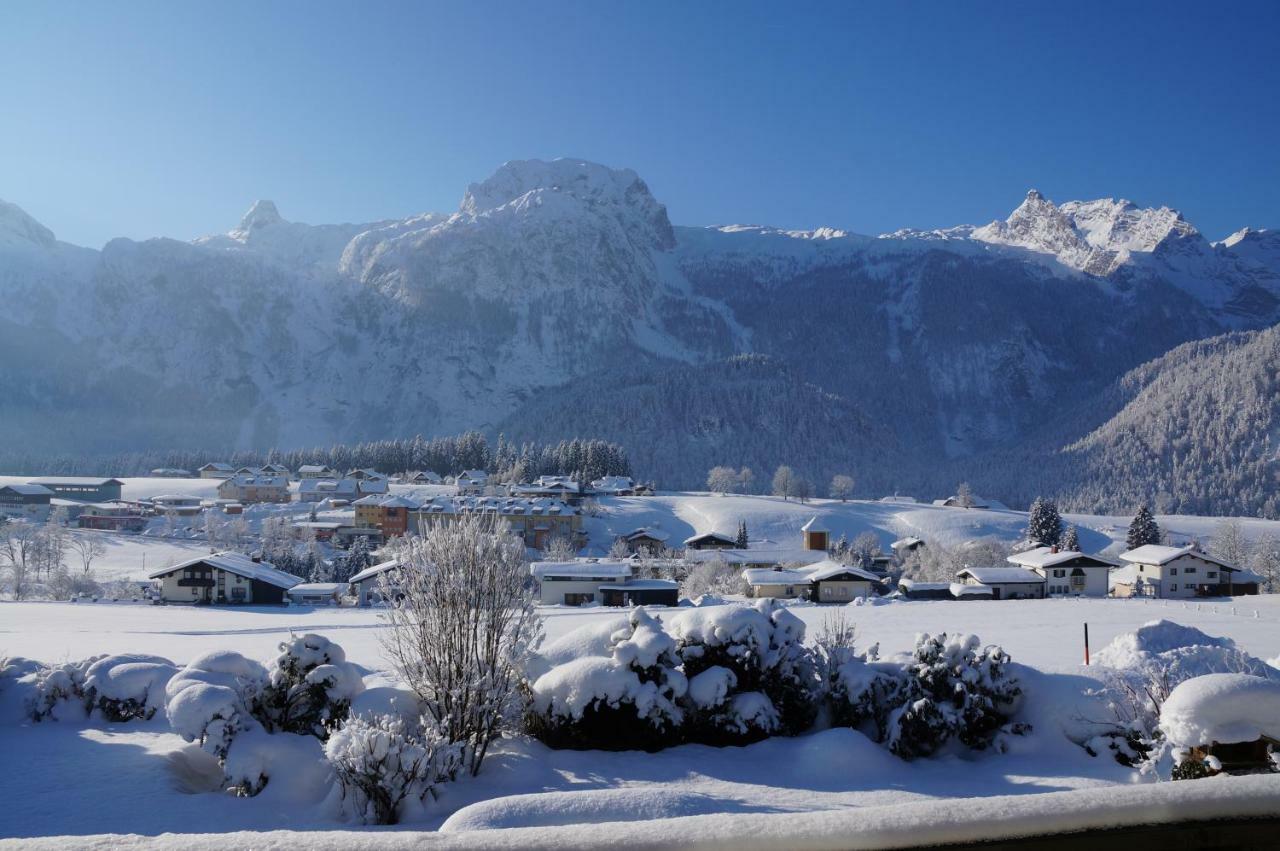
top-left (237, 200), bottom-right (284, 232)
top-left (0, 198), bottom-right (57, 250)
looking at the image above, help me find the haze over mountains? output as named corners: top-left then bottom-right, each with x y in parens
top-left (2, 159), bottom-right (1277, 515)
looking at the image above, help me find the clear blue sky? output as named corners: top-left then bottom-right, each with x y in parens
top-left (2, 1), bottom-right (1276, 248)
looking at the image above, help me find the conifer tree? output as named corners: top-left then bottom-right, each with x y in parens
top-left (1026, 497), bottom-right (1062, 547)
top-left (1062, 524), bottom-right (1080, 552)
top-left (735, 521), bottom-right (749, 549)
top-left (1126, 505), bottom-right (1161, 549)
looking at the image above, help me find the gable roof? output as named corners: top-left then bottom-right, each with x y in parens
top-left (956, 566), bottom-right (1045, 584)
top-left (220, 474), bottom-right (288, 488)
top-left (28, 477), bottom-right (124, 487)
top-left (800, 516), bottom-right (829, 533)
top-left (683, 531), bottom-right (737, 546)
top-left (350, 559), bottom-right (401, 584)
top-left (1007, 546), bottom-right (1117, 569)
top-left (298, 464), bottom-right (336, 473)
top-left (623, 527), bottom-right (670, 542)
top-left (0, 483), bottom-right (54, 496)
top-left (1120, 544), bottom-right (1237, 570)
top-left (530, 559), bottom-right (632, 579)
top-left (199, 463), bottom-right (234, 471)
top-left (148, 552), bottom-right (303, 589)
top-left (807, 559), bottom-right (881, 583)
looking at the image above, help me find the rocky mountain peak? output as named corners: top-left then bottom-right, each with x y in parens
top-left (0, 198), bottom-right (57, 250)
top-left (237, 200), bottom-right (284, 233)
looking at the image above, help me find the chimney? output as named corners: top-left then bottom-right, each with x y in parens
top-left (1050, 545), bottom-right (1059, 554)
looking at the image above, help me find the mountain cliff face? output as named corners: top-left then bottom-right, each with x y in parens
top-left (1, 158), bottom-right (1277, 512)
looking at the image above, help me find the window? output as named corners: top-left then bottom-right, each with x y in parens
top-left (1184, 567), bottom-right (1195, 574)
top-left (1053, 569), bottom-right (1066, 578)
top-left (1171, 584), bottom-right (1178, 591)
top-left (1208, 571), bottom-right (1217, 579)
top-left (1170, 567), bottom-right (1177, 575)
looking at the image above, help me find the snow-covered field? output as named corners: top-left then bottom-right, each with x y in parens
top-left (2, 595), bottom-right (1279, 842)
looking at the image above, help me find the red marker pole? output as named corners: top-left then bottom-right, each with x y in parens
top-left (1083, 622), bottom-right (1090, 666)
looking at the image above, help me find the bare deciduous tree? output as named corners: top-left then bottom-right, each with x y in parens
top-left (829, 474), bottom-right (855, 502)
top-left (380, 514), bottom-right (541, 777)
top-left (706, 466), bottom-right (739, 494)
top-left (772, 465), bottom-right (796, 501)
top-left (68, 533), bottom-right (106, 576)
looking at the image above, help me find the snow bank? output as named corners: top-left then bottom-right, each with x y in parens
top-left (440, 788), bottom-right (737, 832)
top-left (531, 657), bottom-right (646, 721)
top-left (1161, 673), bottom-right (1280, 747)
top-left (1094, 620), bottom-right (1235, 669)
top-left (222, 728), bottom-right (331, 800)
top-left (536, 615), bottom-right (630, 671)
top-left (21, 774), bottom-right (1280, 849)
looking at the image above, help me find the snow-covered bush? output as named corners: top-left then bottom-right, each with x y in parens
top-left (825, 632), bottom-right (1023, 760)
top-left (165, 650), bottom-right (268, 760)
top-left (1085, 621), bottom-right (1277, 768)
top-left (83, 654), bottom-right (177, 721)
top-left (222, 727), bottom-right (330, 798)
top-left (326, 713), bottom-right (462, 824)
top-left (8, 656), bottom-right (102, 721)
top-left (527, 608), bottom-right (687, 751)
top-left (257, 634), bottom-right (364, 738)
top-left (669, 600), bottom-right (820, 745)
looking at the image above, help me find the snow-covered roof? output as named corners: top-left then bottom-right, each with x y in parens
top-left (685, 547), bottom-right (828, 567)
top-left (148, 552), bottom-right (303, 589)
top-left (298, 464), bottom-right (335, 473)
top-left (879, 496), bottom-right (918, 504)
top-left (1007, 546), bottom-right (1116, 569)
top-left (606, 579), bottom-right (678, 591)
top-left (531, 560), bottom-right (632, 579)
top-left (0, 483), bottom-right (54, 496)
top-left (800, 516), bottom-right (829, 533)
top-left (414, 495), bottom-right (578, 517)
top-left (742, 567), bottom-right (813, 586)
top-left (353, 494), bottom-right (420, 508)
top-left (1161, 673), bottom-right (1280, 747)
top-left (300, 478), bottom-right (360, 495)
top-left (683, 531), bottom-right (737, 546)
top-left (28, 477), bottom-right (124, 486)
top-left (898, 578), bottom-right (950, 591)
top-left (286, 583), bottom-right (345, 595)
top-left (955, 566), bottom-right (1045, 584)
top-left (1119, 544), bottom-right (1238, 570)
top-left (891, 536), bottom-right (924, 550)
top-left (220, 474), bottom-right (287, 487)
top-left (807, 559), bottom-right (881, 583)
top-left (349, 559), bottom-right (400, 585)
top-left (591, 475), bottom-right (634, 491)
top-left (623, 527), bottom-right (669, 542)
top-left (951, 582), bottom-right (994, 597)
top-left (199, 463), bottom-right (234, 471)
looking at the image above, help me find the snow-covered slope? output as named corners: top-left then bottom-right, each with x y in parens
top-left (1, 162), bottom-right (1277, 515)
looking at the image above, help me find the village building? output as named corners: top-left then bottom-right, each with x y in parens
top-left (260, 463), bottom-right (291, 478)
top-left (933, 494), bottom-right (992, 509)
top-left (598, 579), bottom-right (679, 607)
top-left (511, 475), bottom-right (582, 502)
top-left (349, 559), bottom-right (402, 606)
top-left (298, 478), bottom-right (360, 503)
top-left (27, 477), bottom-right (124, 503)
top-left (333, 525), bottom-right (385, 548)
top-left (950, 582), bottom-right (995, 601)
top-left (1006, 546), bottom-right (1116, 596)
top-left (590, 475), bottom-right (636, 496)
top-left (617, 527), bottom-right (671, 554)
top-left (742, 566), bottom-right (815, 600)
top-left (800, 517), bottom-right (830, 551)
top-left (454, 469), bottom-right (489, 495)
top-left (683, 531), bottom-right (739, 551)
top-left (234, 466), bottom-right (263, 477)
top-left (345, 468), bottom-right (388, 482)
top-left (285, 582), bottom-right (346, 606)
top-left (954, 566), bottom-right (1046, 599)
top-left (530, 559), bottom-right (633, 606)
top-left (148, 552), bottom-right (302, 605)
top-left (216, 474), bottom-right (290, 504)
top-left (197, 463), bottom-right (235, 479)
top-left (0, 484), bottom-right (54, 521)
top-left (150, 494), bottom-right (205, 516)
top-left (293, 520), bottom-right (344, 542)
top-left (297, 464), bottom-right (339, 479)
top-left (353, 494), bottom-right (418, 538)
top-left (78, 502), bottom-right (148, 532)
top-left (685, 546), bottom-right (828, 571)
top-left (806, 559), bottom-right (881, 602)
top-left (412, 496), bottom-right (583, 550)
top-left (1113, 544), bottom-right (1260, 599)
top-left (896, 578), bottom-right (953, 600)
top-left (401, 470), bottom-right (442, 485)
top-left (890, 536), bottom-right (925, 558)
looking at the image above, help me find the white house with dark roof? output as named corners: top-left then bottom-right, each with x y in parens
top-left (298, 478), bottom-right (361, 503)
top-left (954, 566), bottom-right (1046, 599)
top-left (297, 464), bottom-right (338, 479)
top-left (683, 531), bottom-right (738, 550)
top-left (1007, 546), bottom-right (1116, 596)
top-left (454, 470), bottom-right (489, 495)
top-left (148, 552), bottom-right (302, 604)
top-left (198, 463), bottom-right (235, 479)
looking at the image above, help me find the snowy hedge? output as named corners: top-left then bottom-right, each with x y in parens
top-left (1, 653), bottom-right (180, 723)
top-left (825, 632), bottom-right (1024, 759)
top-left (526, 603), bottom-right (823, 750)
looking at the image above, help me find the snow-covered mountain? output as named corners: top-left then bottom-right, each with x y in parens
top-left (1, 158), bottom-right (1277, 512)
